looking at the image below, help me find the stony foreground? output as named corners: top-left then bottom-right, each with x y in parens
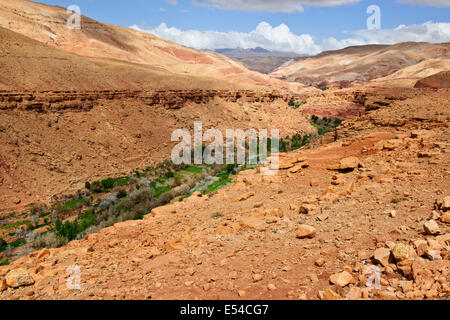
top-left (1, 89), bottom-right (449, 300)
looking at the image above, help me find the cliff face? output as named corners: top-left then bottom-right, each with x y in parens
top-left (0, 89), bottom-right (316, 214)
top-left (0, 89), bottom-right (295, 111)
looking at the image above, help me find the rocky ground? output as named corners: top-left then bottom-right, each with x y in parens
top-left (1, 88), bottom-right (448, 300)
top-left (0, 89), bottom-right (316, 215)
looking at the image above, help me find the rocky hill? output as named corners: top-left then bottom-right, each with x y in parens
top-left (0, 0), bottom-right (306, 94)
top-left (271, 42), bottom-right (450, 88)
top-left (1, 87), bottom-right (448, 300)
top-left (0, 0), bottom-right (448, 302)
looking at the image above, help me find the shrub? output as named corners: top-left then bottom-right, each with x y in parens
top-left (85, 181), bottom-right (91, 190)
top-left (99, 195), bottom-right (117, 210)
top-left (54, 219), bottom-right (80, 241)
top-left (0, 257), bottom-right (9, 266)
top-left (0, 238), bottom-right (6, 248)
top-left (101, 178), bottom-right (116, 190)
top-left (117, 190), bottom-right (127, 199)
top-left (90, 181), bottom-right (103, 193)
top-left (27, 232), bottom-right (67, 250)
top-left (165, 171), bottom-right (175, 178)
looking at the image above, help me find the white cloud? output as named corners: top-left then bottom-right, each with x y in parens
top-left (322, 21), bottom-right (450, 51)
top-left (131, 22), bottom-right (322, 54)
top-left (130, 21), bottom-right (450, 55)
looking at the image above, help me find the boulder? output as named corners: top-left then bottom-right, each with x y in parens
top-left (373, 247), bottom-right (392, 267)
top-left (328, 157), bottom-right (360, 171)
top-left (441, 212), bottom-right (450, 223)
top-left (442, 196), bottom-right (450, 211)
top-left (296, 225), bottom-right (317, 239)
top-left (413, 240), bottom-right (428, 257)
top-left (423, 220), bottom-right (440, 235)
top-left (5, 268), bottom-right (34, 288)
top-left (345, 287), bottom-right (361, 300)
top-left (235, 192), bottom-right (255, 202)
top-left (391, 243), bottom-right (416, 262)
top-left (329, 271), bottom-right (355, 287)
top-left (0, 278), bottom-right (7, 291)
top-left (322, 288), bottom-right (341, 300)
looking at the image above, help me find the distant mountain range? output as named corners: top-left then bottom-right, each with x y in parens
top-left (215, 47), bottom-right (300, 58)
top-left (214, 47), bottom-right (302, 74)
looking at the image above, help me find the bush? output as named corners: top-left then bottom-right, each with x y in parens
top-left (0, 238), bottom-right (6, 248)
top-left (101, 178), bottom-right (116, 191)
top-left (85, 181), bottom-right (91, 190)
top-left (0, 257), bottom-right (9, 266)
top-left (27, 232), bottom-right (67, 250)
top-left (165, 171), bottom-right (175, 178)
top-left (90, 181), bottom-right (103, 193)
top-left (99, 195), bottom-right (117, 210)
top-left (117, 190), bottom-right (127, 199)
top-left (54, 219), bottom-right (80, 241)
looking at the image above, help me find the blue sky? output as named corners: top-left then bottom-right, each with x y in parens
top-left (35, 0), bottom-right (450, 54)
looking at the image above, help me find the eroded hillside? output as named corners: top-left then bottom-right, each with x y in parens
top-left (1, 87), bottom-right (448, 300)
top-left (271, 42), bottom-right (450, 88)
top-left (0, 0), bottom-right (307, 94)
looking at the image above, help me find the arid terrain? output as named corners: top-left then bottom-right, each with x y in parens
top-left (272, 42), bottom-right (450, 88)
top-left (0, 0), bottom-right (449, 301)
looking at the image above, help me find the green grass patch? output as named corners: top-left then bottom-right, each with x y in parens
top-left (0, 220), bottom-right (32, 231)
top-left (0, 238), bottom-right (27, 252)
top-left (62, 198), bottom-right (85, 211)
top-left (183, 167), bottom-right (204, 174)
top-left (39, 212), bottom-right (51, 218)
top-left (115, 177), bottom-right (130, 187)
top-left (154, 186), bottom-right (171, 198)
top-left (205, 178), bottom-right (232, 194)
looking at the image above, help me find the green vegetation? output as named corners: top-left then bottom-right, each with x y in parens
top-left (117, 190), bottom-right (127, 199)
top-left (311, 115), bottom-right (343, 136)
top-left (0, 257), bottom-right (9, 266)
top-left (288, 100), bottom-right (307, 109)
top-left (0, 220), bottom-right (32, 231)
top-left (54, 210), bottom-right (97, 242)
top-left (39, 211), bottom-right (51, 218)
top-left (6, 238), bottom-right (27, 250)
top-left (276, 134), bottom-right (311, 153)
top-left (183, 167), bottom-right (204, 174)
top-left (165, 171), bottom-right (175, 178)
top-left (0, 237), bottom-right (6, 249)
top-left (62, 198), bottom-right (85, 211)
top-left (115, 177), bottom-right (130, 187)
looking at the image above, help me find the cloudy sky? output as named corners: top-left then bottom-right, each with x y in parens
top-left (40, 0), bottom-right (449, 55)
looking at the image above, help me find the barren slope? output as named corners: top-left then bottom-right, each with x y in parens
top-left (371, 59), bottom-right (450, 88)
top-left (0, 0), bottom-right (306, 93)
top-left (271, 42), bottom-right (450, 87)
top-left (1, 87), bottom-right (448, 300)
top-left (0, 26), bottom-right (233, 91)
